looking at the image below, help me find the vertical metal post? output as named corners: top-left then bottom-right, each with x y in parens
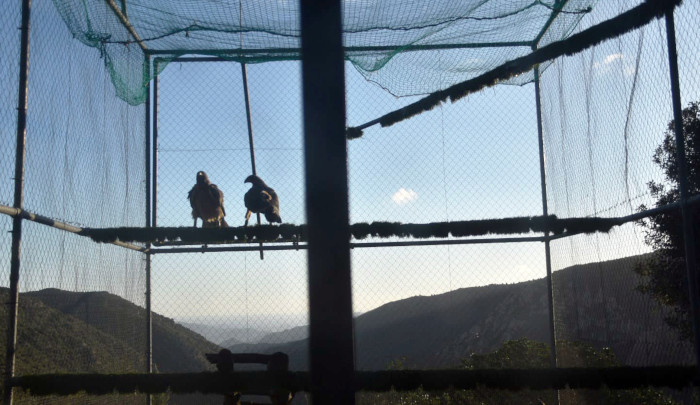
top-left (144, 55), bottom-right (153, 405)
top-left (144, 255), bottom-right (152, 405)
top-left (152, 59), bottom-right (159, 228)
top-left (300, 0), bottom-right (355, 403)
top-left (534, 65), bottom-right (558, 370)
top-left (145, 57), bottom-right (152, 246)
top-left (240, 63), bottom-right (264, 259)
top-left (665, 10), bottom-right (700, 369)
top-left (148, 63), bottom-right (157, 404)
top-left (242, 64), bottom-right (257, 177)
top-left (4, 0), bottom-right (32, 403)
top-left (145, 257), bottom-right (152, 371)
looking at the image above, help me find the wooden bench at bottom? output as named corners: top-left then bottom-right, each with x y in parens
top-left (206, 349), bottom-right (293, 405)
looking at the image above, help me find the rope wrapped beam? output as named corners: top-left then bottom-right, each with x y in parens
top-left (11, 371), bottom-right (296, 396)
top-left (80, 215), bottom-right (626, 245)
top-left (9, 192), bottom-right (697, 247)
top-left (0, 204), bottom-right (147, 253)
top-left (11, 367), bottom-right (699, 396)
top-left (346, 0), bottom-right (682, 138)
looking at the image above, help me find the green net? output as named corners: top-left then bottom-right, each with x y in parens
top-left (52, 0), bottom-right (597, 105)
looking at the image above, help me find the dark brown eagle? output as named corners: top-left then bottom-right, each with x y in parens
top-left (188, 171), bottom-right (228, 228)
top-left (244, 174), bottom-right (281, 226)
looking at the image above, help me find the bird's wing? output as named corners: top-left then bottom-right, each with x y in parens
top-left (245, 185), bottom-right (279, 213)
top-left (264, 187), bottom-right (280, 209)
top-left (209, 184), bottom-right (226, 216)
top-left (244, 189), bottom-right (254, 210)
top-left (187, 186), bottom-right (197, 209)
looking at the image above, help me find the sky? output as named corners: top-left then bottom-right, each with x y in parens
top-left (149, 1), bottom-right (700, 330)
top-left (151, 59), bottom-right (550, 327)
top-left (1, 0), bottom-right (699, 340)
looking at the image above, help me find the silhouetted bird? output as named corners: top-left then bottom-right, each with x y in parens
top-left (244, 174), bottom-right (281, 226)
top-left (188, 171), bottom-right (228, 228)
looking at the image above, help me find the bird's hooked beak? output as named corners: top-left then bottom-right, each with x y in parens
top-left (244, 175), bottom-right (254, 184)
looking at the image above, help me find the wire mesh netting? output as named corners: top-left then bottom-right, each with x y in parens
top-left (1, 0), bottom-right (148, 403)
top-left (152, 60), bottom-right (309, 404)
top-left (0, 0), bottom-right (20, 208)
top-left (149, 55), bottom-right (551, 404)
top-left (541, 0), bottom-right (696, 365)
top-left (0, 5), bottom-right (21, 390)
top-left (537, 0), bottom-right (699, 402)
top-left (676, 0), bottom-right (700, 106)
top-left (2, 0), bottom-right (700, 404)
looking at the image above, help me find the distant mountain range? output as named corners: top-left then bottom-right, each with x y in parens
top-left (0, 254), bottom-right (692, 403)
top-left (226, 255), bottom-right (694, 370)
top-left (0, 288), bottom-right (221, 404)
top-left (21, 289), bottom-right (220, 373)
top-left (179, 322), bottom-right (249, 346)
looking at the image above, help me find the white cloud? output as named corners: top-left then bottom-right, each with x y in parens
top-left (593, 53), bottom-right (624, 70)
top-left (391, 188), bottom-right (418, 205)
top-left (603, 53), bottom-right (623, 64)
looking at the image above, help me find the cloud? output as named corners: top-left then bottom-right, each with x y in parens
top-left (593, 53), bottom-right (624, 70)
top-left (603, 53), bottom-right (623, 64)
top-left (391, 188), bottom-right (418, 205)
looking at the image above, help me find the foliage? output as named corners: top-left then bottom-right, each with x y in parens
top-left (460, 338), bottom-right (556, 405)
top-left (357, 356), bottom-right (476, 405)
top-left (464, 338), bottom-right (552, 369)
top-left (556, 341), bottom-right (679, 405)
top-left (636, 101), bottom-right (700, 340)
top-left (0, 289), bottom-right (144, 404)
top-left (357, 339), bottom-right (678, 405)
top-left (0, 288), bottom-right (218, 404)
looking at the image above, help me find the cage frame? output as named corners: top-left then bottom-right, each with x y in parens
top-left (2, 0), bottom-right (699, 404)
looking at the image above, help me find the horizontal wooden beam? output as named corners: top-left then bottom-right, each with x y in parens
top-left (11, 366), bottom-right (699, 396)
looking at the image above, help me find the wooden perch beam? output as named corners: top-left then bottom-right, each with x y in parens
top-left (10, 366), bottom-right (699, 396)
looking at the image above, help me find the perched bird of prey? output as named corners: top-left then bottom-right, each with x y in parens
top-left (244, 174), bottom-right (281, 226)
top-left (188, 171), bottom-right (228, 228)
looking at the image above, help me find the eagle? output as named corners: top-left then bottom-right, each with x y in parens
top-left (187, 171), bottom-right (228, 228)
top-left (244, 174), bottom-right (281, 226)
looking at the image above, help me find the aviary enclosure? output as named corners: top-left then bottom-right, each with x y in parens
top-left (1, 0), bottom-right (699, 404)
